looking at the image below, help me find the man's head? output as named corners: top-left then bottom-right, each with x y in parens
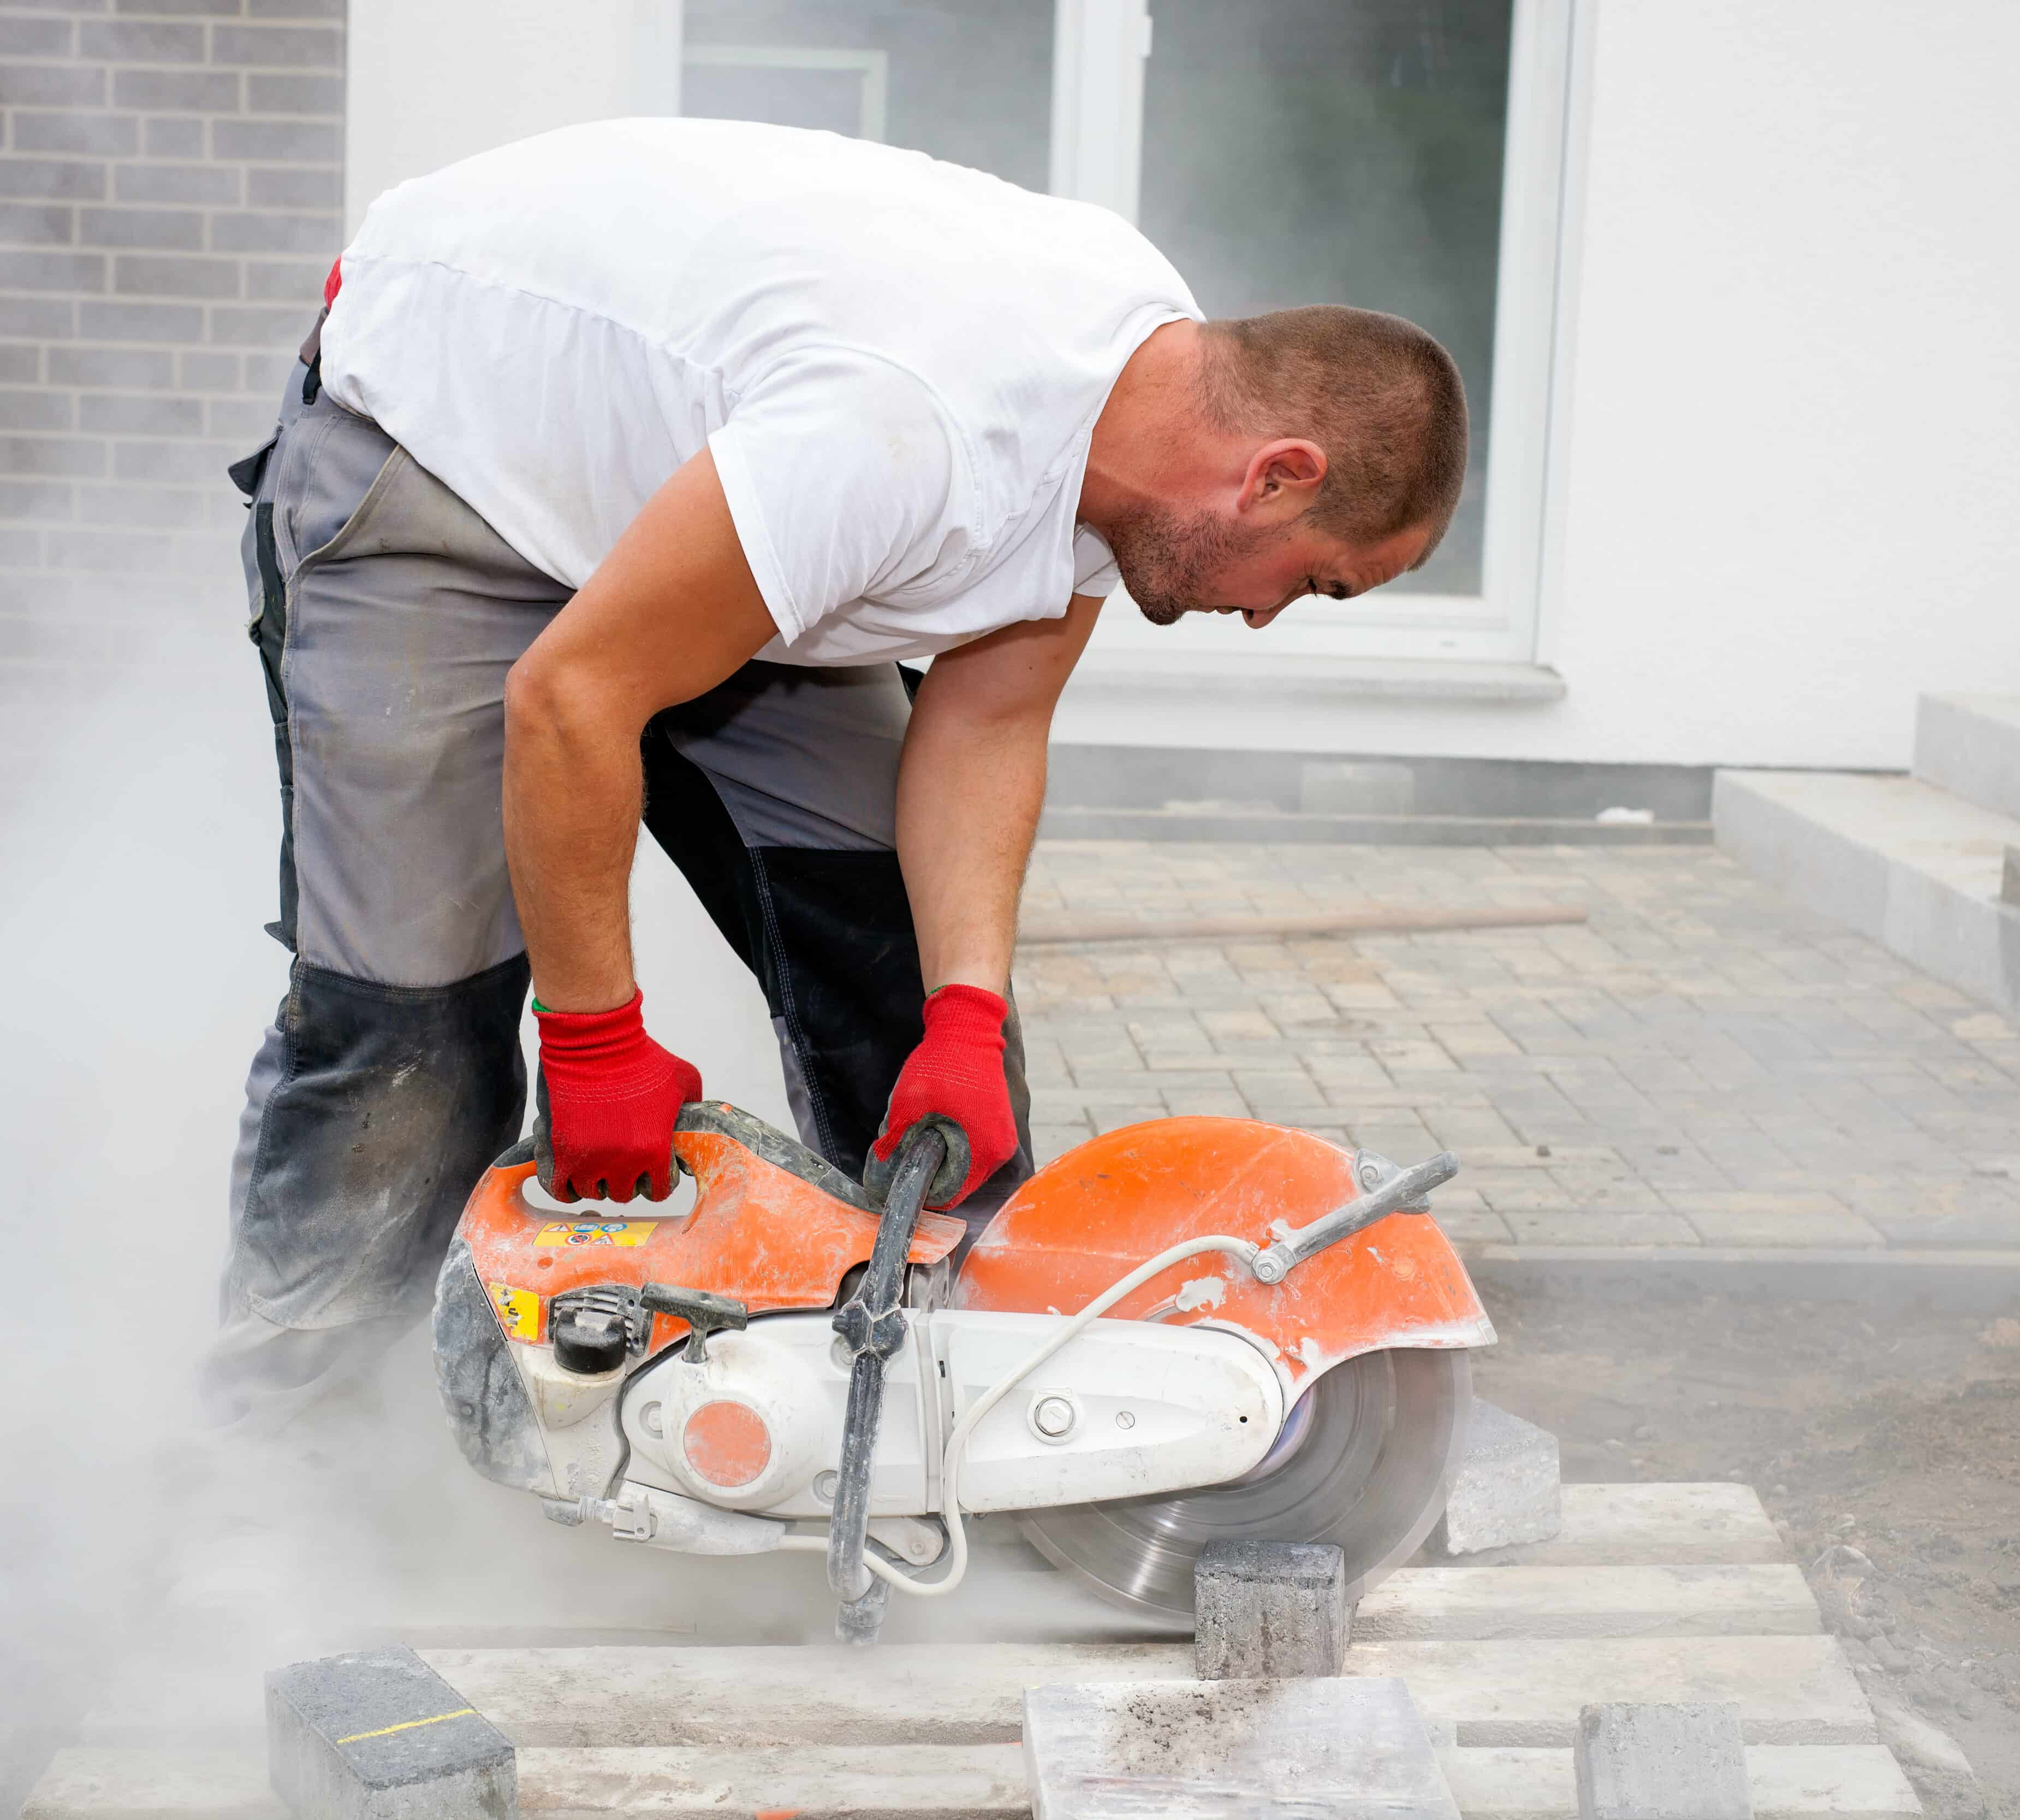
top-left (1100, 306), bottom-right (1469, 627)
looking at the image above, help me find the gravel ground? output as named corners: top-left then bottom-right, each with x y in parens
top-left (1474, 1273), bottom-right (2020, 1817)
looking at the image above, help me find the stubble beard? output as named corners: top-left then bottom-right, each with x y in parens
top-left (1104, 502), bottom-right (1260, 626)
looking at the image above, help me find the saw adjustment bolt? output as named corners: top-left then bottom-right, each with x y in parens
top-left (1031, 1392), bottom-right (1078, 1440)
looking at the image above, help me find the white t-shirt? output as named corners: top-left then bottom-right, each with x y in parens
top-left (321, 117), bottom-right (1200, 666)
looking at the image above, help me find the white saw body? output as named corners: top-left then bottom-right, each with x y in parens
top-left (434, 1102), bottom-right (1494, 1634)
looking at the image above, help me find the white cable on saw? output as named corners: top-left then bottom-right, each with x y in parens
top-left (783, 1232), bottom-right (1262, 1599)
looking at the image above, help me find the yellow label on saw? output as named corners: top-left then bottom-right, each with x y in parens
top-left (533, 1219), bottom-right (661, 1248)
top-left (489, 1282), bottom-right (541, 1341)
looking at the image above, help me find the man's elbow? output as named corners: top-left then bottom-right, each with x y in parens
top-left (504, 649), bottom-right (618, 750)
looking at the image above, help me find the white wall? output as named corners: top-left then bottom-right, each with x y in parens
top-left (343, 0), bottom-right (2020, 773)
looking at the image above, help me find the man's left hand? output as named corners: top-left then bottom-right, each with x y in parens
top-left (869, 984), bottom-right (1015, 1209)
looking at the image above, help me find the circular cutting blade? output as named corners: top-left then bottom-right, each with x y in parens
top-left (1018, 1347), bottom-right (1472, 1618)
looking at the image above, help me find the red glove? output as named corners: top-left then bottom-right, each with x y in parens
top-left (533, 988), bottom-right (701, 1203)
top-left (870, 985), bottom-right (1016, 1210)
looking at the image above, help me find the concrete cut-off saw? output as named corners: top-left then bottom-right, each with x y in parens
top-left (432, 1103), bottom-right (1494, 1643)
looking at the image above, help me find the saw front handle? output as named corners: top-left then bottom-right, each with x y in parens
top-left (1250, 1150), bottom-right (1460, 1284)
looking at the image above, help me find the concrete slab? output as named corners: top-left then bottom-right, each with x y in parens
top-left (1422, 1483), bottom-right (1784, 1568)
top-left (1575, 1700), bottom-right (1752, 1820)
top-left (20, 1748), bottom-right (283, 1820)
top-left (1714, 768), bottom-right (2020, 1021)
top-left (1913, 693), bottom-right (2020, 822)
top-left (1431, 1403), bottom-right (1563, 1555)
top-left (1343, 1637), bottom-right (1875, 1747)
top-left (1357, 1565), bottom-right (1819, 1640)
top-left (1193, 1538), bottom-right (1350, 1678)
top-left (1438, 1746), bottom-right (1920, 1820)
top-left (1023, 1675), bottom-right (1460, 1820)
top-left (518, 1743), bottom-right (1030, 1816)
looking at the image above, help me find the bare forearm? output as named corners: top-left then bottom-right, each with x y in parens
top-left (896, 703), bottom-right (1047, 995)
top-left (502, 669), bottom-right (644, 1012)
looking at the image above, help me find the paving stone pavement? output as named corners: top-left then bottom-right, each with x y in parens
top-left (1012, 841), bottom-right (2020, 1252)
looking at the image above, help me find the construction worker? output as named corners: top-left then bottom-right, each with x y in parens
top-left (208, 116), bottom-right (1467, 1425)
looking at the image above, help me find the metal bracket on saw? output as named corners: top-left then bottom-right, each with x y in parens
top-left (1249, 1149), bottom-right (1460, 1284)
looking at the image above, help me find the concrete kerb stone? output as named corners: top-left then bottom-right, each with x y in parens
top-left (1023, 1675), bottom-right (1460, 1820)
top-left (1431, 1402), bottom-right (1562, 1557)
top-left (265, 1646), bottom-right (514, 1819)
top-left (1575, 1702), bottom-right (1752, 1820)
top-left (1193, 1538), bottom-right (1351, 1679)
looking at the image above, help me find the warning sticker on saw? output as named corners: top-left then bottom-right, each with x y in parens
top-left (489, 1283), bottom-right (542, 1341)
top-left (533, 1220), bottom-right (661, 1248)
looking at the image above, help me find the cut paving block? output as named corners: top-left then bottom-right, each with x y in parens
top-left (1356, 1564), bottom-right (1819, 1641)
top-left (1913, 694), bottom-right (2020, 823)
top-left (266, 1646), bottom-right (515, 1819)
top-left (1193, 1538), bottom-right (1350, 1678)
top-left (1431, 1403), bottom-right (1562, 1556)
top-left (1438, 1483), bottom-right (1784, 1568)
top-left (1342, 1637), bottom-right (1874, 1747)
top-left (1024, 1674), bottom-right (1460, 1820)
top-left (1439, 1746), bottom-right (1920, 1820)
top-left (1575, 1701), bottom-right (1752, 1820)
top-left (1714, 768), bottom-right (2020, 1022)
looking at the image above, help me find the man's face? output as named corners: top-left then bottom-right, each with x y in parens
top-left (1109, 502), bottom-right (1433, 629)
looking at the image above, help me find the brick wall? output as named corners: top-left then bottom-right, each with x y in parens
top-left (0, 0), bottom-right (341, 660)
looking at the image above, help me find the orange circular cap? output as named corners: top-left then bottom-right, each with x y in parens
top-left (682, 1400), bottom-right (772, 1489)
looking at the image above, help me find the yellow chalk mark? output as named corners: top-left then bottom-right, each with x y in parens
top-left (335, 1707), bottom-right (476, 1746)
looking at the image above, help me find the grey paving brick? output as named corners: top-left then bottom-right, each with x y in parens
top-left (142, 114), bottom-right (204, 156)
top-left (0, 247), bottom-right (104, 289)
top-left (0, 387), bottom-right (72, 430)
top-left (0, 524), bottom-right (43, 564)
top-left (252, 0), bottom-right (344, 14)
top-left (116, 162), bottom-right (240, 205)
top-left (0, 476), bottom-right (70, 515)
top-left (77, 298), bottom-right (204, 340)
top-left (0, 346), bottom-right (43, 383)
top-left (0, 60), bottom-right (103, 105)
top-left (246, 163), bottom-right (337, 206)
top-left (80, 205), bottom-right (204, 249)
top-left (213, 21), bottom-right (340, 65)
top-left (211, 206), bottom-right (335, 253)
top-left (0, 16), bottom-right (76, 55)
top-left (0, 201), bottom-right (75, 244)
top-left (76, 478), bottom-right (210, 524)
top-left (209, 301), bottom-right (305, 342)
top-left (0, 296), bottom-right (74, 337)
top-left (11, 108), bottom-right (135, 154)
top-left (246, 69), bottom-right (340, 112)
top-left (78, 388), bottom-right (201, 431)
top-left (0, 158), bottom-right (104, 201)
top-left (211, 116), bottom-right (338, 159)
top-left (113, 66), bottom-right (240, 110)
top-left (43, 524), bottom-right (171, 568)
top-left (0, 434), bottom-right (103, 476)
top-left (78, 17), bottom-right (206, 58)
top-left (112, 251), bottom-right (236, 296)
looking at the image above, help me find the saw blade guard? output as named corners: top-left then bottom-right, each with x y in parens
top-left (952, 1115), bottom-right (1495, 1402)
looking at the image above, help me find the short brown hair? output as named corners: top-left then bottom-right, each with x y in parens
top-left (1199, 307), bottom-right (1469, 555)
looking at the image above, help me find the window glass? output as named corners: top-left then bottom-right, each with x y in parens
top-left (681, 0), bottom-right (1054, 193)
top-left (1137, 1), bottom-right (1515, 595)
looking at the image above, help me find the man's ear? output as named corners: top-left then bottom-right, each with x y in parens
top-left (1240, 438), bottom-right (1327, 519)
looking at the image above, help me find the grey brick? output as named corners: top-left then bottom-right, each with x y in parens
top-left (206, 394), bottom-right (272, 437)
top-left (0, 388), bottom-right (72, 430)
top-left (11, 109), bottom-right (139, 154)
top-left (212, 22), bottom-right (339, 65)
top-left (143, 115), bottom-right (203, 156)
top-left (78, 17), bottom-right (206, 58)
top-left (246, 165), bottom-right (335, 208)
top-left (211, 208), bottom-right (334, 254)
top-left (0, 159), bottom-right (104, 200)
top-left (79, 390), bottom-right (203, 432)
top-left (81, 206), bottom-right (203, 249)
top-left (0, 297), bottom-right (73, 336)
top-left (9, 0), bottom-right (109, 11)
top-left (0, 478), bottom-right (73, 517)
top-left (179, 348), bottom-right (237, 389)
top-left (209, 302), bottom-right (300, 343)
top-left (50, 343), bottom-right (173, 387)
top-left (0, 525), bottom-right (44, 564)
top-left (112, 252), bottom-right (237, 297)
top-left (249, 0), bottom-right (342, 14)
top-left (243, 256), bottom-right (323, 300)
top-left (76, 479), bottom-right (208, 524)
top-left (0, 62), bottom-right (104, 105)
top-left (112, 434), bottom-right (232, 478)
top-left (0, 16), bottom-right (75, 53)
top-left (0, 346), bottom-right (39, 381)
top-left (114, 0), bottom-right (239, 12)
top-left (0, 435), bottom-right (103, 476)
top-left (0, 202), bottom-right (74, 244)
top-left (240, 349), bottom-right (292, 389)
top-left (0, 248), bottom-right (104, 289)
top-left (116, 162), bottom-right (240, 206)
top-left (246, 71), bottom-right (339, 112)
top-left (114, 67), bottom-right (240, 110)
top-left (211, 116), bottom-right (336, 160)
top-left (79, 298), bottom-right (203, 340)
top-left (44, 524), bottom-right (173, 568)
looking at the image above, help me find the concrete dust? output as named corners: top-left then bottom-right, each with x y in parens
top-left (1474, 1274), bottom-right (2020, 1818)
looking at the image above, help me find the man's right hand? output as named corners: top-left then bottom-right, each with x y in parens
top-left (533, 988), bottom-right (702, 1203)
